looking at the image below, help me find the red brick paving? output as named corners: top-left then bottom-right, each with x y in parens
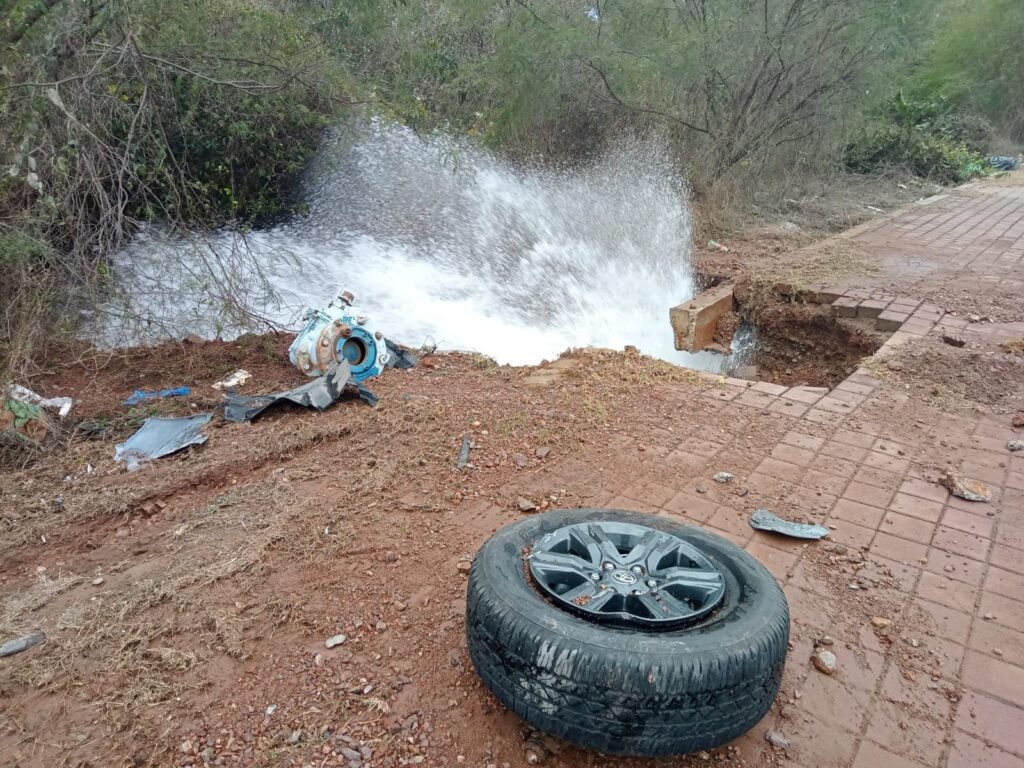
top-left (589, 178), bottom-right (1024, 766)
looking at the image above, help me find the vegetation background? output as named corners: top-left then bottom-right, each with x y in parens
top-left (1, 0), bottom-right (1022, 378)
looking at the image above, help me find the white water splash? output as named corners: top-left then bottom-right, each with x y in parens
top-left (106, 122), bottom-right (737, 370)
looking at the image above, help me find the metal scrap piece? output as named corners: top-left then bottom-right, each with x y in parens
top-left (749, 509), bottom-right (829, 540)
top-left (223, 361), bottom-right (354, 422)
top-left (114, 414), bottom-right (213, 471)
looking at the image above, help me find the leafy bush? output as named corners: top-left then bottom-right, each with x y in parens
top-left (0, 0), bottom-right (349, 376)
top-left (844, 93), bottom-right (991, 183)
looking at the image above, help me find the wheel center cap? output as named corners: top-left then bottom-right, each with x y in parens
top-left (610, 569), bottom-right (637, 585)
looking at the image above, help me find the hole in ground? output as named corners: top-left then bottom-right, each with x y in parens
top-left (733, 298), bottom-right (887, 389)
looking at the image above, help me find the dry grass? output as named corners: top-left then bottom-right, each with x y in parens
top-left (1002, 337), bottom-right (1024, 356)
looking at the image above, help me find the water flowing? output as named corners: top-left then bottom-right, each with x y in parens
top-left (105, 122), bottom-right (743, 370)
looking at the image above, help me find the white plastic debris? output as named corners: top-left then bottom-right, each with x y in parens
top-left (7, 384), bottom-right (73, 419)
top-left (212, 369), bottom-right (252, 390)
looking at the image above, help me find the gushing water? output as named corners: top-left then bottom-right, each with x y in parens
top-left (108, 122), bottom-right (740, 370)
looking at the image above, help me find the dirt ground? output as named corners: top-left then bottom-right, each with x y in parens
top-left (2, 171), bottom-right (1024, 768)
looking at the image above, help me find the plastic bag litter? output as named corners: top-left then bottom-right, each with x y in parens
top-left (114, 413), bottom-right (213, 471)
top-left (212, 370), bottom-right (252, 390)
top-left (123, 387), bottom-right (191, 406)
top-left (7, 384), bottom-right (73, 419)
top-left (223, 361), bottom-right (375, 422)
top-left (989, 156), bottom-right (1021, 171)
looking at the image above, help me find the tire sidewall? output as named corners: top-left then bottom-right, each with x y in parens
top-left (470, 508), bottom-right (786, 657)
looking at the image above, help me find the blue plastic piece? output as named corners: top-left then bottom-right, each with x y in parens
top-left (124, 387), bottom-right (192, 406)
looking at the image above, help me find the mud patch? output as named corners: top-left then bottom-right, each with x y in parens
top-left (736, 301), bottom-right (886, 388)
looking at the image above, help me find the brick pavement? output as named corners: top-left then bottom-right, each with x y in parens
top-left (578, 177), bottom-right (1024, 767)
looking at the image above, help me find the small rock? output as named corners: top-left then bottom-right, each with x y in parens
top-left (811, 649), bottom-right (837, 675)
top-left (983, 613), bottom-right (995, 621)
top-left (394, 601), bottom-right (407, 612)
top-left (513, 453), bottom-right (529, 468)
top-left (712, 472), bottom-right (734, 484)
top-left (376, 621), bottom-right (387, 631)
top-left (1008, 440), bottom-right (1024, 452)
top-left (288, 731), bottom-right (303, 745)
top-left (265, 704), bottom-right (277, 717)
top-left (941, 334), bottom-right (966, 348)
top-left (968, 313), bottom-right (981, 323)
top-left (765, 730), bottom-right (790, 750)
top-left (325, 634), bottom-right (347, 649)
top-left (871, 617), bottom-right (892, 629)
top-left (517, 497), bottom-right (539, 513)
top-left (456, 560), bottom-right (472, 575)
top-left (848, 583), bottom-right (860, 590)
top-left (816, 636), bottom-right (834, 646)
top-left (383, 550), bottom-right (398, 563)
top-left (534, 446), bottom-right (551, 460)
top-left (1013, 413), bottom-right (1024, 428)
top-left (886, 360), bottom-right (904, 371)
top-left (994, 648), bottom-right (1004, 656)
top-left (938, 468), bottom-right (991, 502)
top-left (737, 487), bottom-right (749, 497)
top-left (91, 577), bottom-right (105, 587)
top-left (695, 484), bottom-right (708, 494)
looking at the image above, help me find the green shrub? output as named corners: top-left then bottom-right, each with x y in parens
top-left (844, 93), bottom-right (991, 183)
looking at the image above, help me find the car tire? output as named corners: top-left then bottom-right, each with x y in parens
top-left (465, 508), bottom-right (789, 756)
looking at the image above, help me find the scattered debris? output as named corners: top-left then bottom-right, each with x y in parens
top-left (707, 239), bottom-right (730, 252)
top-left (224, 361), bottom-right (371, 422)
top-left (385, 339), bottom-right (418, 369)
top-left (211, 369), bottom-right (252, 390)
top-left (123, 386), bottom-right (191, 406)
top-left (517, 497), bottom-right (539, 513)
top-left (114, 413), bottom-right (213, 471)
top-left (0, 631), bottom-right (45, 658)
top-left (457, 436), bottom-right (473, 469)
top-left (811, 649), bottom-right (837, 675)
top-left (749, 509), bottom-right (829, 539)
top-left (325, 634), bottom-right (347, 649)
top-left (941, 334), bottom-right (965, 348)
top-left (1008, 440), bottom-right (1024, 452)
top-left (712, 471), bottom-right (734, 483)
top-left (765, 730), bottom-right (791, 750)
top-left (938, 468), bottom-right (991, 502)
top-left (535, 446), bottom-right (551, 459)
top-left (6, 384), bottom-right (73, 419)
top-left (989, 156), bottom-right (1021, 171)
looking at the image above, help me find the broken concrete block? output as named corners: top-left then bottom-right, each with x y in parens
top-left (670, 284), bottom-right (734, 353)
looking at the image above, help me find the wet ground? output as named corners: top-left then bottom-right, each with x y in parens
top-left (1, 172), bottom-right (1023, 768)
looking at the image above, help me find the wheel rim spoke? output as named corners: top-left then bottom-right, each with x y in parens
top-left (528, 520), bottom-right (726, 629)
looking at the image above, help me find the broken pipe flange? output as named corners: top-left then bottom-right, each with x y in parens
top-left (288, 291), bottom-right (391, 382)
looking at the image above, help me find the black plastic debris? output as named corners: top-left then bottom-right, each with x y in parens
top-left (749, 509), bottom-right (829, 540)
top-left (114, 413), bottom-right (213, 471)
top-left (224, 361), bottom-right (372, 422)
top-left (385, 339), bottom-right (418, 370)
